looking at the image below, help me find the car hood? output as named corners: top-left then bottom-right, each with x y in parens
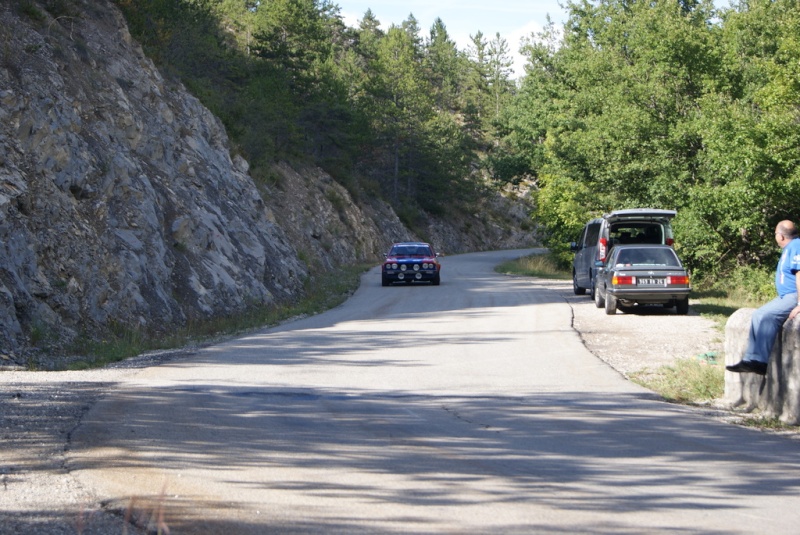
top-left (386, 255), bottom-right (436, 262)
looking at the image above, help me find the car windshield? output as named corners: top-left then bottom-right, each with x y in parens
top-left (391, 245), bottom-right (432, 257)
top-left (614, 248), bottom-right (680, 267)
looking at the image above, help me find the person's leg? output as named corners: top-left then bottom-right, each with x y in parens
top-left (744, 293), bottom-right (798, 363)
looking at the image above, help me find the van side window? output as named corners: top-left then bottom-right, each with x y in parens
top-left (585, 223), bottom-right (601, 247)
top-left (576, 227), bottom-right (587, 248)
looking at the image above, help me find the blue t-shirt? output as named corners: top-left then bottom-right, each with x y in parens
top-left (776, 237), bottom-right (800, 297)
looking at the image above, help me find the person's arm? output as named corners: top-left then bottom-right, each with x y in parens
top-left (792, 274), bottom-right (800, 320)
top-left (790, 248), bottom-right (800, 320)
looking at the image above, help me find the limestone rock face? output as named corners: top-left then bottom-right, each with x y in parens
top-left (0, 2), bottom-right (310, 359)
top-left (266, 163), bottom-right (412, 271)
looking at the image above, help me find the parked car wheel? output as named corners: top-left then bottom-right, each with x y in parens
top-left (573, 271), bottom-right (586, 295)
top-left (604, 293), bottom-right (617, 315)
top-left (594, 283), bottom-right (605, 308)
top-left (676, 298), bottom-right (689, 315)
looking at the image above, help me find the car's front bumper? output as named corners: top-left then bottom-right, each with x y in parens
top-left (382, 268), bottom-right (439, 283)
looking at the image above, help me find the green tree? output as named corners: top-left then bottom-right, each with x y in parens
top-left (487, 32), bottom-right (515, 118)
top-left (424, 18), bottom-right (463, 111)
top-left (683, 0), bottom-right (800, 275)
top-left (485, 21), bottom-right (564, 187)
top-left (464, 31), bottom-right (491, 135)
top-left (364, 24), bottom-right (433, 200)
top-left (250, 0), bottom-right (332, 93)
top-left (496, 0), bottom-right (725, 268)
top-left (210, 0), bottom-right (259, 54)
top-left (355, 8), bottom-right (384, 64)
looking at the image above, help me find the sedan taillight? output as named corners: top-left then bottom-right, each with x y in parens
top-left (667, 275), bottom-right (690, 285)
top-left (612, 275), bottom-right (635, 285)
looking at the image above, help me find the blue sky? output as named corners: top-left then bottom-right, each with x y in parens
top-left (335, 0), bottom-right (571, 77)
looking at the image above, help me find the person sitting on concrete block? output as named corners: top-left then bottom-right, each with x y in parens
top-left (727, 220), bottom-right (800, 376)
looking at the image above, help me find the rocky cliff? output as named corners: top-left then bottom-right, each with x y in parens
top-left (0, 0), bottom-right (536, 366)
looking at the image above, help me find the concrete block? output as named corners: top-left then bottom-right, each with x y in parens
top-left (724, 307), bottom-right (800, 424)
top-left (780, 320), bottom-right (800, 424)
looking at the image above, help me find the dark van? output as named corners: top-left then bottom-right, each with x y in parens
top-left (570, 209), bottom-right (676, 296)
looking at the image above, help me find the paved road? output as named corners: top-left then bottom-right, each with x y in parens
top-left (70, 249), bottom-right (800, 534)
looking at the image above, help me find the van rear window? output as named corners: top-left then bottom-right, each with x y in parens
top-left (610, 223), bottom-right (663, 245)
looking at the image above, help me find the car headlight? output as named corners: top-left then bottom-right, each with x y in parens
top-left (413, 264), bottom-right (420, 271)
top-left (400, 264), bottom-right (407, 271)
top-left (392, 263), bottom-right (398, 269)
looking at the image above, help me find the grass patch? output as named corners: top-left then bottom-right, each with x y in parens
top-left (690, 288), bottom-right (755, 332)
top-left (735, 415), bottom-right (794, 431)
top-left (630, 357), bottom-right (725, 404)
top-left (495, 251), bottom-right (570, 280)
top-left (55, 264), bottom-right (370, 370)
top-left (17, 0), bottom-right (47, 22)
top-left (67, 328), bottom-right (154, 370)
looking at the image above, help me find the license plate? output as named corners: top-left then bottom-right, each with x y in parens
top-left (638, 278), bottom-right (665, 286)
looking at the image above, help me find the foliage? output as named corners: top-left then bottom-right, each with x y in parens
top-left (709, 264), bottom-right (775, 304)
top-left (495, 0), bottom-right (800, 287)
top-left (16, 1), bottom-right (47, 22)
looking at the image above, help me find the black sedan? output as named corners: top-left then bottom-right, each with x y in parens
top-left (381, 242), bottom-right (441, 286)
top-left (594, 244), bottom-right (690, 315)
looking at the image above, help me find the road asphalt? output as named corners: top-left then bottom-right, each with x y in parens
top-left (5, 248), bottom-right (800, 534)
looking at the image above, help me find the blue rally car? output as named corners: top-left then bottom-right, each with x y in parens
top-left (381, 242), bottom-right (441, 286)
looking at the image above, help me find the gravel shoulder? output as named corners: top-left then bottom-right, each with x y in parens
top-left (558, 280), bottom-right (724, 377)
top-left (0, 279), bottom-right (735, 534)
top-left (0, 351), bottom-right (198, 534)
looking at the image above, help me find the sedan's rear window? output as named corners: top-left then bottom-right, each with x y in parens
top-left (614, 248), bottom-right (680, 267)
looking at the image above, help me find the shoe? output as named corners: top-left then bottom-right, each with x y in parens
top-left (726, 360), bottom-right (749, 373)
top-left (726, 360), bottom-right (768, 375)
top-left (747, 360), bottom-right (768, 375)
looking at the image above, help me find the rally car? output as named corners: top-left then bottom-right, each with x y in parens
top-left (381, 242), bottom-right (441, 286)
